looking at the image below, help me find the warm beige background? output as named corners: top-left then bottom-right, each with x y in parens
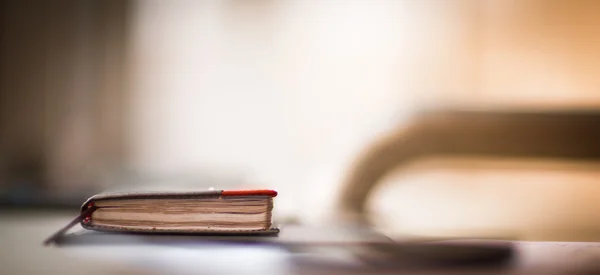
top-left (128, 0), bottom-right (600, 239)
top-left (370, 158), bottom-right (600, 241)
top-left (1, 0), bottom-right (600, 240)
top-left (365, 0), bottom-right (600, 240)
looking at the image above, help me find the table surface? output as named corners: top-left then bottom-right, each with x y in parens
top-left (3, 210), bottom-right (600, 275)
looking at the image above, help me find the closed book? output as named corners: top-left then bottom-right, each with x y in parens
top-left (45, 188), bottom-right (278, 245)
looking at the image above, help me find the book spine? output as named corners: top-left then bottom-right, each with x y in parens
top-left (43, 202), bottom-right (98, 245)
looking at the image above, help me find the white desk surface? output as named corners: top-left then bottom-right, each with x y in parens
top-left (3, 210), bottom-right (600, 275)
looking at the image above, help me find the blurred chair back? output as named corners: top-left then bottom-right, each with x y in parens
top-left (338, 110), bottom-right (600, 222)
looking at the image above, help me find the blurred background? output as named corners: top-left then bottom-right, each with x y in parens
top-left (2, 0), bottom-right (600, 243)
